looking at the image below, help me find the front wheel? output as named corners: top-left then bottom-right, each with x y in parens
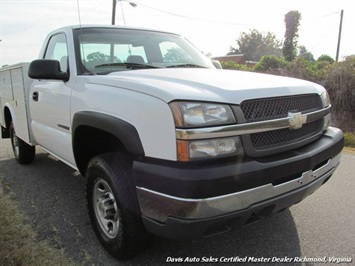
top-left (86, 152), bottom-right (149, 259)
top-left (10, 122), bottom-right (35, 164)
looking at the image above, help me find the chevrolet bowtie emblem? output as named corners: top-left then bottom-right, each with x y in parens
top-left (288, 112), bottom-right (307, 129)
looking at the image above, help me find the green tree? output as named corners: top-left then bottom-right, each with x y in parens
top-left (298, 45), bottom-right (315, 63)
top-left (317, 54), bottom-right (335, 63)
top-left (316, 54), bottom-right (334, 72)
top-left (229, 29), bottom-right (282, 61)
top-left (283, 11), bottom-right (301, 61)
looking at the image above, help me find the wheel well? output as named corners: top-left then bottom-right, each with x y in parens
top-left (2, 107), bottom-right (12, 138)
top-left (73, 126), bottom-right (128, 176)
top-left (4, 107), bottom-right (12, 126)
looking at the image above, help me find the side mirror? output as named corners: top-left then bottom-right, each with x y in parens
top-left (211, 60), bottom-right (223, 69)
top-left (28, 59), bottom-right (69, 81)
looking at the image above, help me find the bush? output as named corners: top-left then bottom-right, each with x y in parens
top-left (220, 61), bottom-right (252, 71)
top-left (253, 55), bottom-right (288, 72)
top-left (284, 57), bottom-right (319, 81)
top-left (323, 55), bottom-right (355, 132)
top-left (317, 54), bottom-right (335, 63)
top-left (344, 132), bottom-right (355, 148)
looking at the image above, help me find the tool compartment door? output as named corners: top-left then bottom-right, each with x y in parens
top-left (0, 63), bottom-right (32, 144)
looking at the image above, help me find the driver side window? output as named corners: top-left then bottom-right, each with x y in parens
top-left (44, 33), bottom-right (69, 72)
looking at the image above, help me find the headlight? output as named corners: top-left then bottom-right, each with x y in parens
top-left (170, 101), bottom-right (243, 161)
top-left (177, 137), bottom-right (244, 161)
top-left (169, 102), bottom-right (236, 127)
top-left (320, 90), bottom-right (331, 108)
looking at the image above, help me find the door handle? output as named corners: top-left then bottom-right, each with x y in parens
top-left (32, 91), bottom-right (39, 102)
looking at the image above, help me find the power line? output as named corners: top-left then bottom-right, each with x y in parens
top-left (132, 1), bottom-right (343, 29)
top-left (133, 1), bottom-right (253, 26)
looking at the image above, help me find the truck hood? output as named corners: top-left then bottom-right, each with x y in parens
top-left (87, 69), bottom-right (324, 104)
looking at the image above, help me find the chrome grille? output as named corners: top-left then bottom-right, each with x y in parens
top-left (240, 94), bottom-right (324, 153)
top-left (241, 94), bottom-right (322, 123)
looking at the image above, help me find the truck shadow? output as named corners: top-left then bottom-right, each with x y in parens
top-left (1, 151), bottom-right (302, 265)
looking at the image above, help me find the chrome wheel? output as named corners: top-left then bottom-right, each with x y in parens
top-left (93, 178), bottom-right (120, 239)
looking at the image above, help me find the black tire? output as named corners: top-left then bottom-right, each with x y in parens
top-left (86, 152), bottom-right (149, 259)
top-left (10, 122), bottom-right (35, 164)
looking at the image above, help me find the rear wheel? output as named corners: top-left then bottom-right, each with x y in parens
top-left (10, 122), bottom-right (35, 164)
top-left (86, 152), bottom-right (148, 259)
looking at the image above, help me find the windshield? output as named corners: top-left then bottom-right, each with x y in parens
top-left (74, 28), bottom-right (214, 74)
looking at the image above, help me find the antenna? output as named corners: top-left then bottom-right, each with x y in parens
top-left (77, 0), bottom-right (82, 26)
top-left (120, 1), bottom-right (127, 26)
top-left (76, 0), bottom-right (86, 71)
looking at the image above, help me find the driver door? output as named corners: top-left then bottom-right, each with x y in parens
top-left (29, 33), bottom-right (75, 165)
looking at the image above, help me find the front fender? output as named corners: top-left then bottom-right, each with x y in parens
top-left (72, 111), bottom-right (145, 156)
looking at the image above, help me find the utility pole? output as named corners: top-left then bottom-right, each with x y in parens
top-left (335, 10), bottom-right (344, 62)
top-left (111, 0), bottom-right (116, 25)
top-left (111, 0), bottom-right (136, 25)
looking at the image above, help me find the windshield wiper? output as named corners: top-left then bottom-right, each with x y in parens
top-left (95, 62), bottom-right (159, 69)
top-left (166, 63), bottom-right (207, 68)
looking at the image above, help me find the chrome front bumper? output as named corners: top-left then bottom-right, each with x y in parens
top-left (137, 152), bottom-right (341, 223)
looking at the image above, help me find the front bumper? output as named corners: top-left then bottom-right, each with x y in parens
top-left (133, 127), bottom-right (343, 239)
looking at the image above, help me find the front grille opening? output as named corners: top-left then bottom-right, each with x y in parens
top-left (241, 94), bottom-right (322, 123)
top-left (251, 120), bottom-right (323, 150)
top-left (240, 94), bottom-right (324, 156)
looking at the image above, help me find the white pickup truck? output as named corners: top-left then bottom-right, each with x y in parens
top-left (0, 25), bottom-right (344, 259)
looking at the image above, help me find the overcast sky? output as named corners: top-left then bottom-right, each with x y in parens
top-left (1, 0), bottom-right (354, 66)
